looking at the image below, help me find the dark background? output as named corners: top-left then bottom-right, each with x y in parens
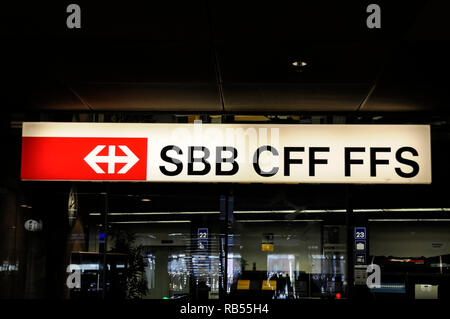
top-left (1, 0), bottom-right (450, 314)
top-left (1, 0), bottom-right (450, 113)
top-left (1, 0), bottom-right (450, 207)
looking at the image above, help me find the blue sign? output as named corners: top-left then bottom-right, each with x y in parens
top-left (99, 231), bottom-right (105, 243)
top-left (354, 227), bottom-right (367, 240)
top-left (198, 228), bottom-right (208, 250)
top-left (354, 227), bottom-right (367, 265)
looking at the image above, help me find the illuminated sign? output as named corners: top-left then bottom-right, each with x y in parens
top-left (355, 227), bottom-right (367, 266)
top-left (236, 280), bottom-right (250, 290)
top-left (261, 280), bottom-right (276, 290)
top-left (198, 228), bottom-right (208, 250)
top-left (24, 219), bottom-right (43, 232)
top-left (261, 244), bottom-right (274, 252)
top-left (21, 122), bottom-right (431, 183)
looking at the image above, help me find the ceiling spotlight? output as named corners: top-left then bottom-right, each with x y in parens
top-left (291, 59), bottom-right (308, 72)
top-left (141, 198), bottom-right (151, 202)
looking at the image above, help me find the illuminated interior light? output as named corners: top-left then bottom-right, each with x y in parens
top-left (237, 219), bottom-right (323, 223)
top-left (234, 115), bottom-right (270, 122)
top-left (384, 208), bottom-right (446, 212)
top-left (234, 210), bottom-right (296, 214)
top-left (89, 211), bottom-right (219, 216)
top-left (368, 219), bottom-right (450, 222)
top-left (89, 208), bottom-right (450, 217)
top-left (323, 208), bottom-right (448, 213)
top-left (109, 220), bottom-right (191, 224)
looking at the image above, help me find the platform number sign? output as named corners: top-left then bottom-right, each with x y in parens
top-left (198, 228), bottom-right (208, 250)
top-left (354, 227), bottom-right (367, 266)
top-left (355, 227), bottom-right (366, 240)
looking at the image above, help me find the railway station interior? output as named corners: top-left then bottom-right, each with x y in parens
top-left (1, 0), bottom-right (450, 305)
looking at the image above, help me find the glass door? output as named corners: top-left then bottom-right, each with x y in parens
top-left (227, 184), bottom-right (348, 300)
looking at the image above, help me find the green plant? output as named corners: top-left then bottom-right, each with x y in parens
top-left (241, 258), bottom-right (248, 271)
top-left (110, 231), bottom-right (149, 299)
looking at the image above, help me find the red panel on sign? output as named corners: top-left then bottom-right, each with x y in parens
top-left (21, 137), bottom-right (147, 181)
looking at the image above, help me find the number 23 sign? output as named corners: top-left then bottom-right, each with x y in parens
top-left (355, 227), bottom-right (366, 240)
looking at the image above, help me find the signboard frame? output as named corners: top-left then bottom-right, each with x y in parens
top-left (21, 122), bottom-right (432, 184)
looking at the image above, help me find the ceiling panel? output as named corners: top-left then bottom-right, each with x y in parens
top-left (223, 83), bottom-right (370, 112)
top-left (71, 83), bottom-right (222, 111)
top-left (2, 1), bottom-right (448, 113)
top-left (363, 42), bottom-right (450, 112)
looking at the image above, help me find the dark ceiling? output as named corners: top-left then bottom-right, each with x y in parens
top-left (1, 0), bottom-right (449, 113)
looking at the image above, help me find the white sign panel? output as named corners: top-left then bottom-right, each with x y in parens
top-left (22, 122), bottom-right (431, 184)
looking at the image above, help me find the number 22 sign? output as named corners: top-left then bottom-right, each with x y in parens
top-left (198, 228), bottom-right (208, 250)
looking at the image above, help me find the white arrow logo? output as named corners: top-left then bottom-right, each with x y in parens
top-left (84, 145), bottom-right (139, 174)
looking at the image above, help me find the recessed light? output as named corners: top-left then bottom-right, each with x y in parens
top-left (141, 198), bottom-right (151, 202)
top-left (292, 60), bottom-right (307, 67)
top-left (291, 59), bottom-right (308, 72)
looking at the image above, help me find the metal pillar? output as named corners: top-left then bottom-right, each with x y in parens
top-left (101, 185), bottom-right (109, 299)
top-left (346, 185), bottom-right (354, 299)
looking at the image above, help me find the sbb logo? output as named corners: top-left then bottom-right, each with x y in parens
top-left (84, 145), bottom-right (139, 174)
top-left (21, 137), bottom-right (148, 181)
